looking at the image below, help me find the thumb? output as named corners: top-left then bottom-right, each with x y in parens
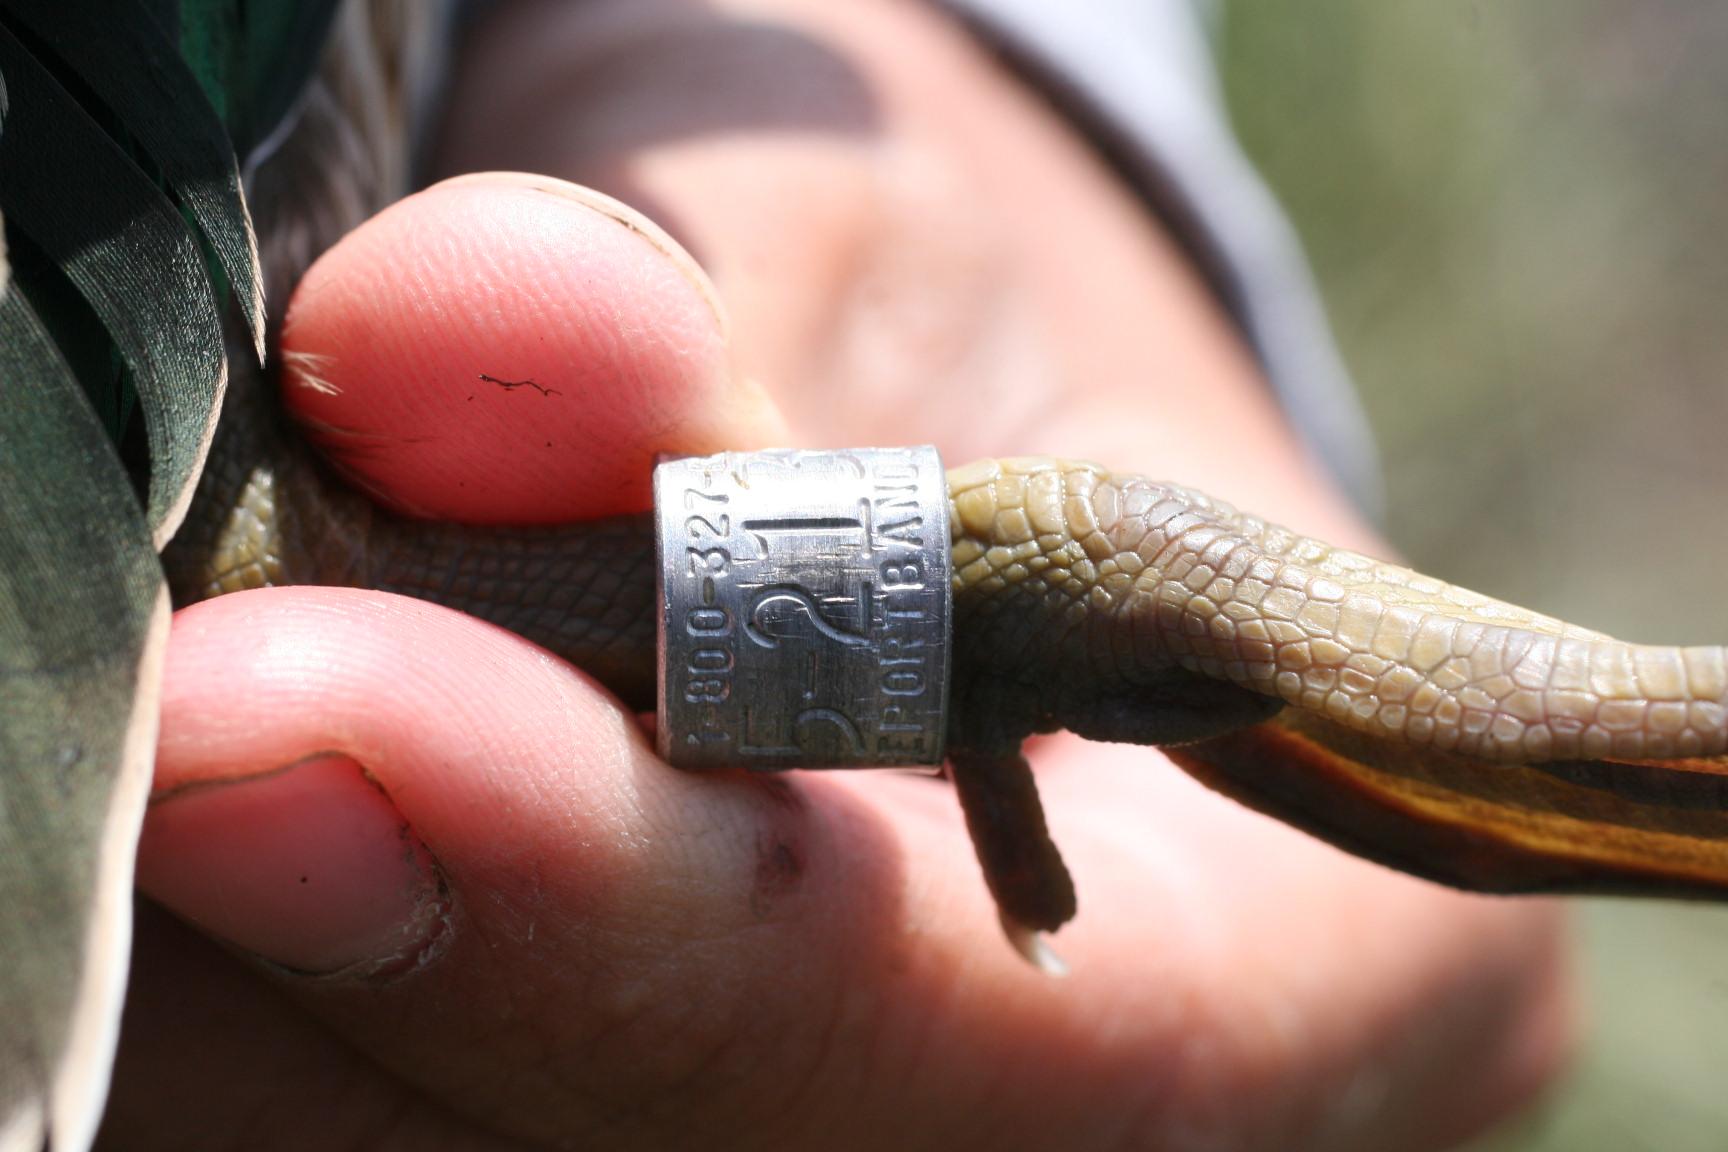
top-left (135, 587), bottom-right (996, 1150)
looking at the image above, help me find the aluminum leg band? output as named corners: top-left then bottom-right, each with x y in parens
top-left (654, 447), bottom-right (952, 770)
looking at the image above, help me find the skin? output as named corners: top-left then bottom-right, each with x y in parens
top-left (944, 460), bottom-right (1728, 931)
top-left (105, 2), bottom-right (1573, 1150)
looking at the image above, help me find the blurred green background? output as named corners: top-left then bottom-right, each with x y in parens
top-left (1219, 2), bottom-right (1728, 1148)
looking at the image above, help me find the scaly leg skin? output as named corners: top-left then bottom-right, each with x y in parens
top-left (169, 430), bottom-right (1728, 953)
top-left (164, 373), bottom-right (663, 709)
top-left (947, 457), bottom-right (1728, 944)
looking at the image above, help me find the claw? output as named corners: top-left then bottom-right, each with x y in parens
top-left (1001, 913), bottom-right (1070, 977)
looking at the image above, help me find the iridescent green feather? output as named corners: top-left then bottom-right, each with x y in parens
top-left (0, 3), bottom-right (334, 1148)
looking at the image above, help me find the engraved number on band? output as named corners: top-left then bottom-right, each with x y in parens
top-left (656, 446), bottom-right (950, 769)
top-left (745, 585), bottom-right (872, 649)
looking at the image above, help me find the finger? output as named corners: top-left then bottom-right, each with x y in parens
top-left (279, 171), bottom-right (786, 523)
top-left (139, 586), bottom-right (1569, 1151)
top-left (97, 902), bottom-right (517, 1152)
top-left (143, 586), bottom-right (908, 1150)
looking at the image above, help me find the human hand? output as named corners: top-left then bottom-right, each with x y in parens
top-left (101, 3), bottom-right (1569, 1149)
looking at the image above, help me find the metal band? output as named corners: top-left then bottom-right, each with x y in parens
top-left (654, 447), bottom-right (952, 770)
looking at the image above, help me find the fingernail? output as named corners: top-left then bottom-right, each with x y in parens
top-left (138, 754), bottom-right (449, 978)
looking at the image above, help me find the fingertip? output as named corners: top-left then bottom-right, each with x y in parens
top-left (280, 173), bottom-right (786, 523)
top-left (435, 172), bottom-right (730, 339)
top-left (137, 753), bottom-right (450, 978)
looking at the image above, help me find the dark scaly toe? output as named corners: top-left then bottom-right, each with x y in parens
top-left (947, 747), bottom-right (1077, 934)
